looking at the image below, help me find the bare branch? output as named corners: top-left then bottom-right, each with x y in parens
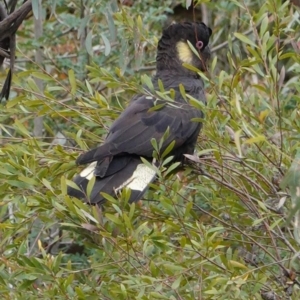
top-left (0, 0), bottom-right (32, 100)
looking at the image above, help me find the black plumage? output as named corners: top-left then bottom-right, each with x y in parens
top-left (67, 22), bottom-right (212, 205)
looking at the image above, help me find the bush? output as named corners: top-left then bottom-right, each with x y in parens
top-left (0, 0), bottom-right (300, 299)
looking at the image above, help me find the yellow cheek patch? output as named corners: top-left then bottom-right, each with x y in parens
top-left (176, 41), bottom-right (193, 64)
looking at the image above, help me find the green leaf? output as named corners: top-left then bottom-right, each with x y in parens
top-left (186, 40), bottom-right (200, 58)
top-left (182, 62), bottom-right (200, 73)
top-left (68, 69), bottom-right (77, 94)
top-left (158, 79), bottom-right (165, 92)
top-left (178, 84), bottom-right (187, 101)
top-left (78, 15), bottom-right (90, 39)
top-left (27, 77), bottom-right (40, 93)
top-left (32, 0), bottom-right (40, 20)
top-left (229, 260), bottom-right (248, 269)
top-left (32, 72), bottom-right (52, 81)
top-left (244, 135), bottom-right (266, 144)
top-left (105, 9), bottom-right (116, 41)
top-left (161, 141), bottom-right (175, 159)
top-left (171, 275), bottom-right (182, 289)
top-left (136, 15), bottom-right (143, 32)
top-left (234, 32), bottom-right (257, 48)
top-left (260, 14), bottom-right (269, 37)
top-left (14, 120), bottom-right (31, 137)
top-left (151, 138), bottom-right (159, 153)
top-left (211, 55), bottom-right (218, 73)
top-left (141, 74), bottom-right (154, 91)
top-left (86, 176), bottom-right (96, 199)
top-left (42, 178), bottom-right (54, 193)
top-left (148, 103), bottom-right (165, 112)
top-left (234, 129), bottom-right (243, 158)
top-left (105, 213), bottom-right (122, 225)
top-left (100, 33), bottom-right (111, 56)
top-left (186, 0), bottom-right (192, 9)
top-left (85, 30), bottom-right (93, 56)
top-left (164, 162), bottom-right (181, 177)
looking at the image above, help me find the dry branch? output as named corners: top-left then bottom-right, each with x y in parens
top-left (0, 0), bottom-right (32, 100)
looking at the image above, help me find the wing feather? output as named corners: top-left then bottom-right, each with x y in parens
top-left (76, 95), bottom-right (202, 165)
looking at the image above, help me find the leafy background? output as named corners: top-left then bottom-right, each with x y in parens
top-left (1, 0), bottom-right (300, 299)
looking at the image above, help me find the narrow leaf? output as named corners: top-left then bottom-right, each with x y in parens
top-left (85, 30), bottom-right (93, 56)
top-left (68, 69), bottom-right (76, 94)
top-left (100, 33), bottom-right (111, 56)
top-left (234, 32), bottom-right (257, 48)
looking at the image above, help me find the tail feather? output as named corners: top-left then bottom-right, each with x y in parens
top-left (67, 156), bottom-right (156, 205)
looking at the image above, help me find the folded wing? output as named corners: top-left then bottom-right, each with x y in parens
top-left (76, 95), bottom-right (202, 166)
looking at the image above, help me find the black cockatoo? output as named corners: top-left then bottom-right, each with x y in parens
top-left (67, 22), bottom-right (212, 205)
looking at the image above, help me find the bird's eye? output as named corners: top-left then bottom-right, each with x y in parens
top-left (196, 41), bottom-right (203, 50)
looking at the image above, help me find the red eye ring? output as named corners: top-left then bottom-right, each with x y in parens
top-left (196, 40), bottom-right (203, 50)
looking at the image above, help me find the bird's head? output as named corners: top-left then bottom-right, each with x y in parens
top-left (156, 22), bottom-right (212, 74)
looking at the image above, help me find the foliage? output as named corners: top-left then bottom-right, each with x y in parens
top-left (0, 0), bottom-right (300, 299)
